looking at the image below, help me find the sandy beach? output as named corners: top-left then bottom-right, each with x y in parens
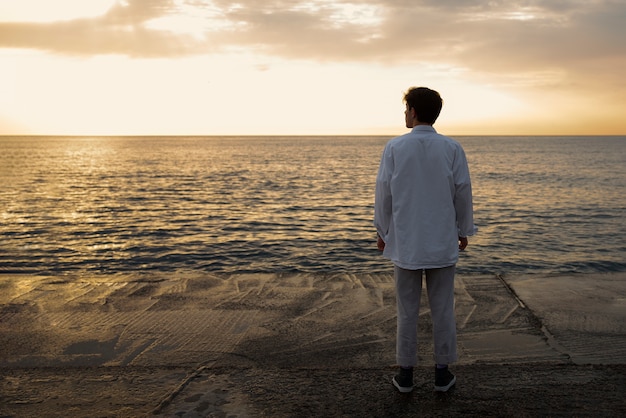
top-left (1, 272), bottom-right (625, 417)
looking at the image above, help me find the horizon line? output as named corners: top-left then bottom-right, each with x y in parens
top-left (1, 133), bottom-right (625, 138)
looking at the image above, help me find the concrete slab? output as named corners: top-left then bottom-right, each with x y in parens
top-left (505, 273), bottom-right (626, 364)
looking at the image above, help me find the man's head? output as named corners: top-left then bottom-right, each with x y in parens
top-left (403, 87), bottom-right (443, 128)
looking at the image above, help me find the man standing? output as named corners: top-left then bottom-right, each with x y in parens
top-left (374, 87), bottom-right (476, 393)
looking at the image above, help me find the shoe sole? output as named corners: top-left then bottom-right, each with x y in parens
top-left (392, 377), bottom-right (413, 393)
top-left (434, 375), bottom-right (456, 392)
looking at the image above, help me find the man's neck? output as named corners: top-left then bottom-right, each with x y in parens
top-left (411, 122), bottom-right (432, 128)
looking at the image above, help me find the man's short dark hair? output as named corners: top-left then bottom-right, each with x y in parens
top-left (404, 87), bottom-right (443, 125)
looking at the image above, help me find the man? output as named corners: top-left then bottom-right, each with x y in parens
top-left (374, 87), bottom-right (476, 393)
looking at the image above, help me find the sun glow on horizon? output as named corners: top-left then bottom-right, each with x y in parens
top-left (2, 49), bottom-right (551, 136)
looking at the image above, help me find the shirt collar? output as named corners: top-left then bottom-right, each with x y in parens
top-left (411, 125), bottom-right (437, 134)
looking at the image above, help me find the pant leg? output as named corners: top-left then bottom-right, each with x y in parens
top-left (394, 265), bottom-right (423, 367)
top-left (425, 265), bottom-right (458, 365)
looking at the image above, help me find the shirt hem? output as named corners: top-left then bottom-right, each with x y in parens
top-left (391, 259), bottom-right (458, 270)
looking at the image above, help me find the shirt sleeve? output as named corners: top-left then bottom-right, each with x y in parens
top-left (374, 145), bottom-right (393, 240)
top-left (453, 146), bottom-right (478, 237)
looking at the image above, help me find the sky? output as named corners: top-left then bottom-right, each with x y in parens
top-left (0, 0), bottom-right (625, 136)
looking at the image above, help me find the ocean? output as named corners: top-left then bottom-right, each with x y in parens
top-left (1, 135), bottom-right (625, 277)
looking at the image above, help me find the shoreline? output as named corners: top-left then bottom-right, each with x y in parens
top-left (1, 272), bottom-right (625, 416)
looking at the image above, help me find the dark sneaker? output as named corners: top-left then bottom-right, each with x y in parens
top-left (392, 367), bottom-right (414, 393)
top-left (434, 367), bottom-right (456, 392)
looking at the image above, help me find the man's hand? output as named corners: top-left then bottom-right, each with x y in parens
top-left (377, 235), bottom-right (385, 252)
top-left (459, 236), bottom-right (468, 251)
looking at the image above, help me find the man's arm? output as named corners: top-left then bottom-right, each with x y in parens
top-left (453, 147), bottom-right (477, 238)
top-left (374, 146), bottom-right (393, 246)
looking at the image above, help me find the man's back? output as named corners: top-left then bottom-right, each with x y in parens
top-left (374, 125), bottom-right (474, 270)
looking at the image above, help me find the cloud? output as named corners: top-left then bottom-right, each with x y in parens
top-left (0, 0), bottom-right (624, 88)
top-left (0, 0), bottom-right (207, 57)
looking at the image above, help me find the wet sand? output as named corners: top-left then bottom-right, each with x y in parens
top-left (1, 272), bottom-right (625, 417)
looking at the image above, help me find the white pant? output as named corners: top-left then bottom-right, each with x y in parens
top-left (395, 265), bottom-right (458, 367)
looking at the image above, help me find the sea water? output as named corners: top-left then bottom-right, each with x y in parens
top-left (1, 135), bottom-right (624, 276)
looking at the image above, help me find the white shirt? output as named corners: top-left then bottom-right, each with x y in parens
top-left (374, 125), bottom-right (477, 270)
